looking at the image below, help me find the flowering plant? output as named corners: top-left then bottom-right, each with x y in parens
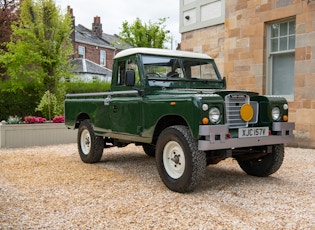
top-left (24, 116), bottom-right (47, 124)
top-left (52, 115), bottom-right (64, 123)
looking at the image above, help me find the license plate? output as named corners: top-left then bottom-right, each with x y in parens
top-left (238, 127), bottom-right (269, 138)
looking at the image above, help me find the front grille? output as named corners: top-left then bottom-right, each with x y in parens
top-left (225, 93), bottom-right (258, 128)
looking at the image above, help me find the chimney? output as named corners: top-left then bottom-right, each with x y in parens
top-left (92, 16), bottom-right (103, 37)
top-left (67, 6), bottom-right (75, 55)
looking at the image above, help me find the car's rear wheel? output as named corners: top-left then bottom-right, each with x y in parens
top-left (142, 144), bottom-right (156, 157)
top-left (78, 119), bottom-right (104, 163)
top-left (156, 125), bottom-right (206, 193)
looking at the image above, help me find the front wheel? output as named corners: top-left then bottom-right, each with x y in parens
top-left (156, 125), bottom-right (206, 193)
top-left (237, 144), bottom-right (284, 177)
top-left (78, 120), bottom-right (104, 163)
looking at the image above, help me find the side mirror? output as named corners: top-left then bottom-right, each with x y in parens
top-left (125, 70), bottom-right (135, 87)
top-left (222, 77), bottom-right (226, 89)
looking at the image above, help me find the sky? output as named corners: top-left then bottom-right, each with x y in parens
top-left (55, 0), bottom-right (181, 49)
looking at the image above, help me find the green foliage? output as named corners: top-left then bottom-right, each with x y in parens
top-left (35, 90), bottom-right (60, 120)
top-left (65, 81), bottom-right (111, 94)
top-left (119, 17), bottom-right (170, 48)
top-left (0, 0), bottom-right (73, 111)
top-left (0, 80), bottom-right (110, 121)
top-left (0, 84), bottom-right (41, 121)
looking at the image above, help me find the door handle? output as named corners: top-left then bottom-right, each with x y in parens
top-left (113, 105), bottom-right (118, 113)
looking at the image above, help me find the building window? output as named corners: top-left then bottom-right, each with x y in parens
top-left (267, 19), bottom-right (295, 100)
top-left (100, 50), bottom-right (106, 66)
top-left (78, 46), bottom-right (85, 59)
top-left (180, 0), bottom-right (225, 33)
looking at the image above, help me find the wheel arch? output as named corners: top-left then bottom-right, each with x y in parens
top-left (74, 113), bottom-right (91, 129)
top-left (151, 115), bottom-right (191, 146)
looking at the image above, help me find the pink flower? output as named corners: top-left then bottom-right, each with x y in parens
top-left (52, 116), bottom-right (64, 123)
top-left (24, 116), bottom-right (47, 124)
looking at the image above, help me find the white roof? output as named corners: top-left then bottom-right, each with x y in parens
top-left (114, 48), bottom-right (213, 60)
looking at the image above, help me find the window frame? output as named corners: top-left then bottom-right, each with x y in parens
top-left (78, 46), bottom-right (85, 59)
top-left (266, 18), bottom-right (296, 101)
top-left (100, 50), bottom-right (106, 66)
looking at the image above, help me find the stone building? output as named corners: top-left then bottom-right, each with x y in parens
top-left (180, 0), bottom-right (315, 148)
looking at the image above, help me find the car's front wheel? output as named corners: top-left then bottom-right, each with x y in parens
top-left (237, 144), bottom-right (284, 177)
top-left (156, 125), bottom-right (206, 193)
top-left (78, 119), bottom-right (104, 163)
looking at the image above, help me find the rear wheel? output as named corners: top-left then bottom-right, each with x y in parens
top-left (237, 144), bottom-right (284, 177)
top-left (78, 120), bottom-right (104, 163)
top-left (142, 144), bottom-right (156, 157)
top-left (156, 125), bottom-right (206, 193)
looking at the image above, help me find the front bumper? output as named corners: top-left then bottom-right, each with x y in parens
top-left (198, 122), bottom-right (295, 151)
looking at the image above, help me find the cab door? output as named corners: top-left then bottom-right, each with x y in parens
top-left (109, 57), bottom-right (143, 136)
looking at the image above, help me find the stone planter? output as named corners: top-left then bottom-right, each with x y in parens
top-left (0, 123), bottom-right (77, 148)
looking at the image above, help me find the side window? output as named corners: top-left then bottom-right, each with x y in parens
top-left (117, 61), bottom-right (126, 85)
top-left (117, 57), bottom-right (140, 86)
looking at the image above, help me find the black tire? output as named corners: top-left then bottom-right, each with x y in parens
top-left (156, 125), bottom-right (206, 193)
top-left (78, 119), bottom-right (104, 163)
top-left (237, 144), bottom-right (284, 177)
top-left (142, 144), bottom-right (156, 157)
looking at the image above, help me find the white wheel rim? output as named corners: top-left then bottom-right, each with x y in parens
top-left (81, 129), bottom-right (91, 155)
top-left (163, 141), bottom-right (185, 179)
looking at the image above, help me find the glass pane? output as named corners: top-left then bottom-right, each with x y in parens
top-left (271, 38), bottom-right (278, 52)
top-left (272, 53), bottom-right (295, 96)
top-left (271, 24), bottom-right (279, 38)
top-left (280, 37), bottom-right (288, 51)
top-left (280, 22), bottom-right (288, 36)
top-left (289, 21), bottom-right (295, 35)
top-left (289, 35), bottom-right (295, 50)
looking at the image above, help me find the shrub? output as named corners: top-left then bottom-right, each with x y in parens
top-left (7, 116), bottom-right (21, 124)
top-left (35, 90), bottom-right (60, 120)
top-left (65, 81), bottom-right (110, 94)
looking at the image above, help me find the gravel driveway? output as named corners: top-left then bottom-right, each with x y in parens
top-left (0, 144), bottom-right (314, 229)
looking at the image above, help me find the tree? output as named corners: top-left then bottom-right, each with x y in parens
top-left (0, 0), bottom-right (73, 101)
top-left (119, 17), bottom-right (170, 48)
top-left (0, 0), bottom-right (19, 48)
top-left (0, 0), bottom-right (20, 79)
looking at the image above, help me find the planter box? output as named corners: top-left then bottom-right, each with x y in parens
top-left (0, 123), bottom-right (77, 148)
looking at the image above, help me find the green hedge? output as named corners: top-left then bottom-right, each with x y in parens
top-left (0, 81), bottom-right (111, 121)
top-left (65, 81), bottom-right (111, 94)
top-left (0, 86), bottom-right (41, 121)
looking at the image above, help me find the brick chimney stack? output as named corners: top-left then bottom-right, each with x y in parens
top-left (92, 16), bottom-right (103, 37)
top-left (67, 6), bottom-right (75, 53)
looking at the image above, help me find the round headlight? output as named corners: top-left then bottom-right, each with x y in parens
top-left (283, 104), bottom-right (288, 110)
top-left (209, 107), bottom-right (221, 124)
top-left (271, 107), bottom-right (281, 121)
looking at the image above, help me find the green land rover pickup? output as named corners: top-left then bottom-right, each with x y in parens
top-left (65, 48), bottom-right (294, 193)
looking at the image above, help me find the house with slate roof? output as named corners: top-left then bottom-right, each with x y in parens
top-left (68, 7), bottom-right (131, 82)
top-left (71, 58), bottom-right (112, 82)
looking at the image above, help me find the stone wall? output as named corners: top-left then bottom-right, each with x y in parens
top-left (0, 123), bottom-right (76, 148)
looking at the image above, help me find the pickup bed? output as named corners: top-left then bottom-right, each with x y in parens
top-left (65, 48), bottom-right (294, 193)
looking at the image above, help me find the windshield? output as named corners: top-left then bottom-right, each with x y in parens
top-left (142, 55), bottom-right (220, 81)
